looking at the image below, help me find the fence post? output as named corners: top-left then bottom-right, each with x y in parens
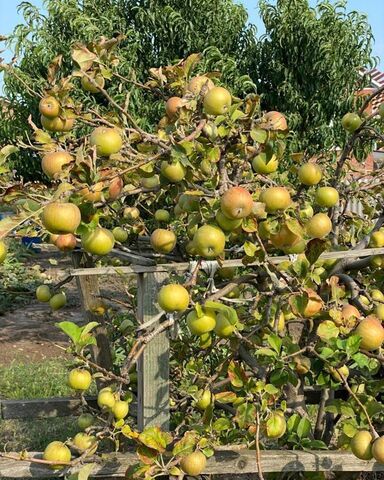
top-left (137, 271), bottom-right (169, 430)
top-left (72, 251), bottom-right (113, 385)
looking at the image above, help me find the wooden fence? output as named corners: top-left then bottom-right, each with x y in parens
top-left (2, 247), bottom-right (384, 477)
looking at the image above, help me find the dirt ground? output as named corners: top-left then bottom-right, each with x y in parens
top-left (0, 250), bottom-right (129, 365)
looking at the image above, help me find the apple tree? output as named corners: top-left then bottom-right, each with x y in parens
top-left (1, 32), bottom-right (384, 480)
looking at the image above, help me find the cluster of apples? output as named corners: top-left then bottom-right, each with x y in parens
top-left (351, 430), bottom-right (384, 464)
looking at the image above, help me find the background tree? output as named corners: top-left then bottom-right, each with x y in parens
top-left (250, 0), bottom-right (375, 158)
top-left (0, 0), bottom-right (255, 180)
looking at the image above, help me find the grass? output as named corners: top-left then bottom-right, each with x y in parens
top-left (0, 359), bottom-right (95, 452)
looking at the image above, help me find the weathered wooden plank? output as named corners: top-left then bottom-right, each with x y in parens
top-left (0, 398), bottom-right (137, 420)
top-left (0, 389), bottom-right (345, 420)
top-left (70, 247), bottom-right (384, 276)
top-left (136, 271), bottom-right (169, 431)
top-left (1, 450), bottom-right (384, 478)
top-left (72, 252), bottom-right (113, 387)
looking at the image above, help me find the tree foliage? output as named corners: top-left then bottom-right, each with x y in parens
top-left (251, 0), bottom-right (375, 156)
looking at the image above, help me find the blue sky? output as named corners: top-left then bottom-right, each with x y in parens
top-left (1, 0), bottom-right (384, 91)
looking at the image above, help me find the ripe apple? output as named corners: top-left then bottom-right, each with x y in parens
top-left (161, 160), bottom-right (186, 183)
top-left (265, 411), bottom-right (287, 439)
top-left (350, 430), bottom-right (373, 460)
top-left (55, 234), bottom-right (77, 252)
top-left (112, 227), bottom-right (128, 243)
top-left (49, 292), bottom-right (67, 311)
top-left (260, 187), bottom-right (291, 212)
top-left (270, 223), bottom-right (303, 250)
top-left (150, 229), bottom-right (176, 254)
top-left (341, 304), bottom-right (361, 321)
top-left (77, 413), bottom-right (94, 430)
top-left (68, 369), bottom-right (92, 391)
top-left (90, 127), bottom-right (122, 156)
top-left (41, 151), bottom-right (73, 179)
top-left (111, 400), bottom-right (129, 420)
top-left (306, 213), bottom-right (332, 238)
top-left (203, 86), bottom-right (232, 115)
top-left (73, 433), bottom-right (97, 454)
top-left (342, 112), bottom-right (362, 133)
top-left (165, 96), bottom-right (184, 118)
top-left (123, 207), bottom-right (140, 220)
top-left (195, 389), bottom-right (215, 410)
top-left (193, 225), bottom-right (226, 258)
top-left (39, 96), bottom-right (60, 118)
top-left (43, 441), bottom-right (71, 469)
top-left (187, 76), bottom-right (214, 95)
top-left (262, 111), bottom-right (288, 131)
top-left (154, 209), bottom-right (170, 223)
top-left (214, 313), bottom-right (236, 338)
top-left (369, 231), bottom-right (384, 248)
top-left (220, 186), bottom-right (253, 219)
top-left (252, 152), bottom-right (278, 174)
top-left (372, 436), bottom-right (384, 464)
top-left (180, 451), bottom-right (207, 476)
top-left (81, 72), bottom-right (105, 93)
top-left (293, 288), bottom-right (323, 317)
top-left (97, 388), bottom-right (116, 409)
top-left (140, 175), bottom-right (160, 189)
top-left (81, 228), bottom-right (115, 256)
top-left (79, 182), bottom-right (104, 202)
top-left (355, 316), bottom-right (384, 351)
top-left (187, 309), bottom-right (216, 335)
top-left (36, 285), bottom-right (52, 302)
top-left (41, 115), bottom-right (74, 132)
top-left (298, 163), bottom-right (322, 186)
top-left (0, 241), bottom-right (7, 263)
top-left (41, 202), bottom-right (81, 234)
top-left (315, 187), bottom-right (339, 208)
top-left (158, 284), bottom-right (190, 313)
top-left (215, 210), bottom-right (242, 232)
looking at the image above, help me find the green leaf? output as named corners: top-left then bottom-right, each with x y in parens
top-left (342, 421), bottom-right (357, 438)
top-left (204, 300), bottom-right (238, 325)
top-left (346, 335), bottom-right (361, 356)
top-left (264, 383), bottom-right (279, 395)
top-left (296, 417), bottom-right (312, 439)
top-left (137, 445), bottom-right (158, 465)
top-left (267, 333), bottom-right (282, 354)
top-left (255, 348), bottom-right (277, 357)
top-left (250, 128), bottom-right (268, 143)
top-left (55, 321), bottom-right (81, 344)
top-left (234, 403), bottom-right (256, 428)
top-left (317, 320), bottom-right (339, 341)
top-left (244, 240), bottom-right (257, 257)
top-left (172, 431), bottom-right (198, 456)
top-left (212, 417), bottom-right (231, 431)
top-left (287, 413), bottom-right (301, 433)
top-left (138, 427), bottom-right (172, 453)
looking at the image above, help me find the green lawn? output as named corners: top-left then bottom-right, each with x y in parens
top-left (0, 360), bottom-right (94, 452)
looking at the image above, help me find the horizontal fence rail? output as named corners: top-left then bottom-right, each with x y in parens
top-left (1, 450), bottom-right (384, 478)
top-left (69, 247), bottom-right (384, 276)
top-left (0, 397), bottom-right (137, 420)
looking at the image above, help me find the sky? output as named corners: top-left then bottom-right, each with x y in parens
top-left (1, 0), bottom-right (384, 92)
